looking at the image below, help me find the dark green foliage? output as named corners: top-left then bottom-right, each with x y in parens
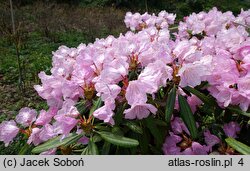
top-left (32, 133), bottom-right (84, 154)
top-left (165, 85), bottom-right (176, 126)
top-left (178, 95), bottom-right (199, 139)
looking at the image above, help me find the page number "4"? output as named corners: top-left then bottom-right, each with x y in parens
top-left (238, 158), bottom-right (244, 166)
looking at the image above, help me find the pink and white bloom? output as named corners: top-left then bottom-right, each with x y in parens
top-left (57, 99), bottom-right (79, 118)
top-left (178, 55), bottom-right (213, 87)
top-left (39, 124), bottom-right (57, 142)
top-left (93, 100), bottom-right (115, 125)
top-left (223, 121), bottom-right (241, 138)
top-left (35, 107), bottom-right (57, 126)
top-left (182, 142), bottom-right (208, 155)
top-left (204, 130), bottom-right (220, 152)
top-left (125, 80), bottom-right (149, 105)
top-left (0, 120), bottom-right (19, 146)
top-left (16, 107), bottom-right (37, 127)
top-left (27, 128), bottom-right (42, 146)
top-left (54, 115), bottom-right (78, 138)
top-left (124, 103), bottom-right (157, 120)
top-left (138, 60), bottom-right (173, 94)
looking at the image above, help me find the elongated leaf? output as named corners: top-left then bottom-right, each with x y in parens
top-left (32, 133), bottom-right (83, 154)
top-left (227, 106), bottom-right (250, 117)
top-left (88, 139), bottom-right (99, 155)
top-left (178, 95), bottom-right (198, 139)
top-left (165, 85), bottom-right (176, 125)
top-left (89, 97), bottom-right (103, 116)
top-left (102, 141), bottom-right (111, 155)
top-left (112, 126), bottom-right (124, 136)
top-left (184, 86), bottom-right (216, 106)
top-left (92, 134), bottom-right (102, 143)
top-left (81, 147), bottom-right (89, 155)
top-left (19, 143), bottom-right (31, 155)
top-left (114, 103), bottom-right (127, 125)
top-left (75, 100), bottom-right (88, 115)
top-left (139, 129), bottom-right (150, 154)
top-left (124, 121), bottom-right (143, 134)
top-left (226, 138), bottom-right (250, 155)
top-left (63, 134), bottom-right (84, 147)
top-left (154, 119), bottom-right (168, 127)
top-left (97, 131), bottom-right (139, 148)
top-left (144, 116), bottom-right (164, 147)
top-left (94, 125), bottom-right (111, 132)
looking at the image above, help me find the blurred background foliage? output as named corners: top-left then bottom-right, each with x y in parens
top-left (0, 0), bottom-right (249, 154)
top-left (8, 0), bottom-right (250, 18)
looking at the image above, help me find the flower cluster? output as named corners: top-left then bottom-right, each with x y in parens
top-left (124, 11), bottom-right (176, 31)
top-left (0, 8), bottom-right (249, 155)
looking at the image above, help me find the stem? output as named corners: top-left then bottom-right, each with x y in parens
top-left (9, 0), bottom-right (15, 34)
top-left (145, 0), bottom-right (148, 12)
top-left (9, 0), bottom-right (24, 94)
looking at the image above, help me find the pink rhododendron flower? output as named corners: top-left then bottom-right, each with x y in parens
top-left (95, 82), bottom-right (121, 103)
top-left (124, 103), bottom-right (157, 120)
top-left (124, 11), bottom-right (175, 31)
top-left (39, 124), bottom-right (57, 142)
top-left (138, 60), bottom-right (173, 94)
top-left (0, 120), bottom-right (19, 146)
top-left (35, 107), bottom-right (57, 126)
top-left (223, 121), bottom-right (241, 138)
top-left (235, 9), bottom-right (250, 26)
top-left (78, 136), bottom-right (89, 145)
top-left (182, 142), bottom-right (208, 155)
top-left (187, 95), bottom-right (203, 113)
top-left (57, 99), bottom-right (79, 118)
top-left (27, 125), bottom-right (56, 146)
top-left (54, 115), bottom-right (78, 138)
top-left (204, 130), bottom-right (220, 152)
top-left (27, 128), bottom-right (42, 146)
top-left (171, 117), bottom-right (190, 135)
top-left (125, 80), bottom-right (149, 105)
top-left (16, 107), bottom-right (37, 127)
top-left (162, 132), bottom-right (182, 155)
top-left (178, 55), bottom-right (212, 87)
top-left (93, 101), bottom-right (115, 125)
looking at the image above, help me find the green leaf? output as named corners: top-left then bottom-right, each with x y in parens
top-left (94, 125), bottom-right (111, 132)
top-left (101, 141), bottom-right (111, 155)
top-left (114, 103), bottom-right (127, 125)
top-left (18, 143), bottom-right (31, 155)
top-left (184, 86), bottom-right (216, 106)
top-left (144, 116), bottom-right (164, 147)
top-left (92, 134), bottom-right (102, 143)
top-left (124, 121), bottom-right (143, 134)
top-left (112, 126), bottom-right (124, 136)
top-left (154, 119), bottom-right (168, 127)
top-left (32, 133), bottom-right (83, 154)
top-left (165, 85), bottom-right (176, 125)
top-left (89, 97), bottom-right (103, 116)
top-left (75, 100), bottom-right (88, 115)
top-left (97, 131), bottom-right (139, 148)
top-left (178, 95), bottom-right (198, 139)
top-left (139, 128), bottom-right (150, 154)
top-left (227, 106), bottom-right (250, 117)
top-left (81, 147), bottom-right (89, 155)
top-left (225, 138), bottom-right (250, 155)
top-left (87, 139), bottom-right (99, 155)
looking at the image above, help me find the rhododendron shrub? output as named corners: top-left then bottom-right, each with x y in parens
top-left (1, 8), bottom-right (250, 155)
